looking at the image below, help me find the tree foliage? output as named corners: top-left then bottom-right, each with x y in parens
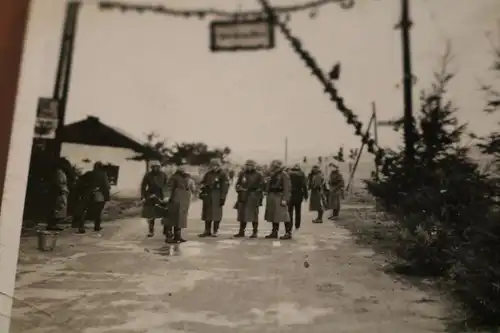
top-left (133, 132), bottom-right (232, 166)
top-left (169, 142), bottom-right (231, 166)
top-left (366, 44), bottom-right (500, 327)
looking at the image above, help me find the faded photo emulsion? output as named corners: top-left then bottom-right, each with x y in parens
top-left (2, 0), bottom-right (500, 332)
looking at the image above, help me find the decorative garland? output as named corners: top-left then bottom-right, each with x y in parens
top-left (98, 0), bottom-right (355, 18)
top-left (258, 0), bottom-right (386, 167)
top-left (96, 0), bottom-right (385, 168)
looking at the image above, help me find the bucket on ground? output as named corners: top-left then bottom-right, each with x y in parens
top-left (36, 230), bottom-right (59, 251)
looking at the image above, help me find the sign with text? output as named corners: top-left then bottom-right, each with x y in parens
top-left (34, 97), bottom-right (59, 139)
top-left (210, 19), bottom-right (275, 52)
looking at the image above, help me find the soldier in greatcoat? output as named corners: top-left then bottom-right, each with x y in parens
top-left (140, 160), bottom-right (168, 237)
top-left (46, 157), bottom-right (72, 231)
top-left (327, 163), bottom-right (345, 220)
top-left (162, 161), bottom-right (195, 243)
top-left (198, 158), bottom-right (230, 237)
top-left (234, 159), bottom-right (265, 238)
top-left (308, 165), bottom-right (326, 223)
top-left (264, 160), bottom-right (292, 240)
top-left (288, 164), bottom-right (309, 230)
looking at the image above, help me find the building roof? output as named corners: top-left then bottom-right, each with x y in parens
top-left (62, 116), bottom-right (162, 159)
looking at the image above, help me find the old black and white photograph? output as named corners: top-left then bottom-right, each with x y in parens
top-left (1, 0), bottom-right (500, 332)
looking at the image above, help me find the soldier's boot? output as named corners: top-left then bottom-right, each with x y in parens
top-left (249, 222), bottom-right (258, 239)
top-left (165, 228), bottom-right (174, 244)
top-left (280, 223), bottom-right (293, 240)
top-left (173, 227), bottom-right (187, 243)
top-left (147, 219), bottom-right (155, 237)
top-left (265, 223), bottom-right (279, 239)
top-left (234, 222), bottom-right (246, 238)
top-left (313, 211), bottom-right (324, 223)
top-left (212, 221), bottom-right (221, 237)
top-left (47, 218), bottom-right (64, 231)
top-left (94, 218), bottom-right (102, 232)
top-left (198, 221), bottom-right (212, 237)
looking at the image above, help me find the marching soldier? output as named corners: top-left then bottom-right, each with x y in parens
top-left (264, 160), bottom-right (292, 240)
top-left (234, 159), bottom-right (265, 238)
top-left (308, 165), bottom-right (326, 223)
top-left (288, 164), bottom-right (308, 230)
top-left (199, 158), bottom-right (230, 237)
top-left (140, 160), bottom-right (168, 237)
top-left (327, 163), bottom-right (345, 220)
top-left (162, 160), bottom-right (195, 243)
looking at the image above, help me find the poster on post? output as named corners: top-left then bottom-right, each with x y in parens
top-left (34, 97), bottom-right (59, 139)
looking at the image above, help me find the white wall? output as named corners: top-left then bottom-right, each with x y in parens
top-left (61, 143), bottom-right (145, 198)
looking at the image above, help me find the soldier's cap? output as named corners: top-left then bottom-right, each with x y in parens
top-left (245, 159), bottom-right (257, 166)
top-left (94, 161), bottom-right (103, 168)
top-left (292, 164), bottom-right (301, 170)
top-left (312, 164), bottom-right (320, 169)
top-left (330, 163), bottom-right (339, 169)
top-left (271, 159), bottom-right (283, 167)
top-left (150, 160), bottom-right (161, 167)
top-left (209, 158), bottom-right (222, 166)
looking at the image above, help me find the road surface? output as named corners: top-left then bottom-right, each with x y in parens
top-left (11, 189), bottom-right (447, 333)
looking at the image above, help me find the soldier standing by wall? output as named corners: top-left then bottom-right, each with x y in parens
top-left (288, 164), bottom-right (308, 230)
top-left (198, 158), bottom-right (230, 237)
top-left (46, 157), bottom-right (73, 231)
top-left (140, 160), bottom-right (168, 237)
top-left (308, 165), bottom-right (326, 223)
top-left (163, 160), bottom-right (195, 243)
top-left (264, 160), bottom-right (292, 240)
top-left (327, 163), bottom-right (345, 220)
top-left (73, 161), bottom-right (110, 234)
top-left (234, 159), bottom-right (265, 238)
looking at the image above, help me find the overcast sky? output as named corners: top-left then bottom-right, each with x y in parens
top-left (20, 0), bottom-right (500, 163)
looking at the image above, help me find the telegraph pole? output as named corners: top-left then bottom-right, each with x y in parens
top-left (284, 137), bottom-right (288, 165)
top-left (371, 101), bottom-right (379, 180)
top-left (52, 1), bottom-right (81, 158)
top-left (398, 0), bottom-right (415, 169)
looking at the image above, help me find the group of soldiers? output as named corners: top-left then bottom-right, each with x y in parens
top-left (45, 158), bottom-right (111, 233)
top-left (140, 158), bottom-right (345, 244)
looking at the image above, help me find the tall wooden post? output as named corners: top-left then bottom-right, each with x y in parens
top-left (346, 111), bottom-right (376, 193)
top-left (52, 1), bottom-right (81, 158)
top-left (372, 101), bottom-right (379, 180)
top-left (399, 0), bottom-right (415, 170)
top-left (284, 137), bottom-right (288, 165)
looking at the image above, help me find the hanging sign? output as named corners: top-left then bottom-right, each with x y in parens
top-left (210, 18), bottom-right (275, 52)
top-left (34, 97), bottom-right (59, 139)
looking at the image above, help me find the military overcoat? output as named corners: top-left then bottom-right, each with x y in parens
top-left (308, 171), bottom-right (325, 212)
top-left (264, 170), bottom-right (291, 223)
top-left (140, 170), bottom-right (168, 219)
top-left (235, 170), bottom-right (265, 223)
top-left (328, 170), bottom-right (345, 212)
top-left (163, 171), bottom-right (194, 229)
top-left (200, 169), bottom-right (229, 222)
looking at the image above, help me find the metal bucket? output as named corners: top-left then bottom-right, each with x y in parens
top-left (36, 230), bottom-right (59, 251)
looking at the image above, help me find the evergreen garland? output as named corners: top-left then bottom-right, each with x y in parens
top-left (258, 0), bottom-right (385, 166)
